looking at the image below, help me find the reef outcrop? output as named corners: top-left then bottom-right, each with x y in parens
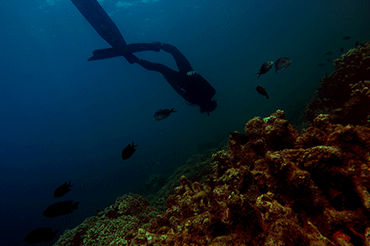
top-left (305, 42), bottom-right (370, 126)
top-left (55, 110), bottom-right (370, 246)
top-left (54, 194), bottom-right (160, 246)
top-left (127, 110), bottom-right (370, 246)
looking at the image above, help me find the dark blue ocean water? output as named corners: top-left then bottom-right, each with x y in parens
top-left (1, 0), bottom-right (370, 245)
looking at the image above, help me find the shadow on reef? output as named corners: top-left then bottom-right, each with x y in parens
top-left (54, 110), bottom-right (370, 246)
top-left (304, 42), bottom-right (370, 126)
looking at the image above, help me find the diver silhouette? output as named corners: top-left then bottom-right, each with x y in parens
top-left (129, 43), bottom-right (217, 114)
top-left (71, 0), bottom-right (217, 114)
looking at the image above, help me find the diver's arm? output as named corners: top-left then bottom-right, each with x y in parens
top-left (136, 58), bottom-right (174, 76)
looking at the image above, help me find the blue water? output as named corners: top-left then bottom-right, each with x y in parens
top-left (1, 0), bottom-right (370, 245)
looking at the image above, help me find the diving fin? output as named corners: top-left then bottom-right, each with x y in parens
top-left (88, 47), bottom-right (138, 64)
top-left (71, 0), bottom-right (126, 48)
top-left (71, 0), bottom-right (137, 64)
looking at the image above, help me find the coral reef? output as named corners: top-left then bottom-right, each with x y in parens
top-left (136, 142), bottom-right (227, 211)
top-left (53, 194), bottom-right (160, 246)
top-left (127, 110), bottom-right (370, 245)
top-left (305, 42), bottom-right (370, 126)
top-left (56, 110), bottom-right (370, 245)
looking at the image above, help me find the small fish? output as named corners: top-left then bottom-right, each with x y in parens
top-left (24, 227), bottom-right (58, 244)
top-left (54, 181), bottom-right (73, 198)
top-left (340, 47), bottom-right (345, 53)
top-left (121, 142), bottom-right (137, 160)
top-left (343, 36), bottom-right (351, 40)
top-left (255, 61), bottom-right (273, 78)
top-left (256, 86), bottom-right (269, 99)
top-left (325, 51), bottom-right (333, 55)
top-left (275, 57), bottom-right (292, 73)
top-left (153, 108), bottom-right (176, 121)
top-left (318, 63), bottom-right (325, 67)
top-left (42, 201), bottom-right (79, 218)
top-left (326, 59), bottom-right (332, 62)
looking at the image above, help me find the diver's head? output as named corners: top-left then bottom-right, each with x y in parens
top-left (200, 98), bottom-right (217, 115)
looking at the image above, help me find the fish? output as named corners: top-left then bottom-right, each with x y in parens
top-left (54, 181), bottom-right (73, 198)
top-left (23, 227), bottom-right (58, 244)
top-left (325, 51), bottom-right (333, 55)
top-left (121, 142), bottom-right (137, 160)
top-left (340, 47), bottom-right (345, 53)
top-left (255, 61), bottom-right (273, 78)
top-left (343, 36), bottom-right (351, 40)
top-left (153, 108), bottom-right (176, 121)
top-left (318, 63), bottom-right (325, 67)
top-left (275, 57), bottom-right (292, 73)
top-left (326, 59), bottom-right (332, 62)
top-left (256, 86), bottom-right (269, 99)
top-left (42, 201), bottom-right (79, 218)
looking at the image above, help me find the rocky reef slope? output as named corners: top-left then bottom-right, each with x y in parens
top-left (55, 110), bottom-right (370, 246)
top-left (305, 42), bottom-right (370, 126)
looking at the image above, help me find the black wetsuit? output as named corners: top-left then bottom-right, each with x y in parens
top-left (127, 43), bottom-right (217, 114)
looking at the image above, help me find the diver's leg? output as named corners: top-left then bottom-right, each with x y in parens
top-left (127, 43), bottom-right (161, 53)
top-left (136, 58), bottom-right (175, 77)
top-left (160, 43), bottom-right (193, 72)
top-left (136, 58), bottom-right (191, 103)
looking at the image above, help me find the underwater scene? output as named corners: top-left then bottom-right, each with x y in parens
top-left (1, 0), bottom-right (370, 245)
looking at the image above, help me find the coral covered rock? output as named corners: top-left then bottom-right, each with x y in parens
top-left (127, 111), bottom-right (370, 245)
top-left (305, 42), bottom-right (370, 126)
top-left (55, 110), bottom-right (370, 245)
top-left (53, 194), bottom-right (160, 246)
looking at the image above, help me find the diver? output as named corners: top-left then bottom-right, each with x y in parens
top-left (71, 0), bottom-right (217, 114)
top-left (128, 43), bottom-right (217, 114)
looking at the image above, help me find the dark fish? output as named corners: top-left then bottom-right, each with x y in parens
top-left (355, 41), bottom-right (360, 47)
top-left (42, 201), bottom-right (79, 218)
top-left (326, 59), bottom-right (332, 62)
top-left (343, 36), bottom-right (351, 40)
top-left (24, 227), bottom-right (58, 244)
top-left (256, 86), bottom-right (269, 99)
top-left (153, 108), bottom-right (176, 121)
top-left (318, 63), bottom-right (325, 67)
top-left (275, 57), bottom-right (292, 73)
top-left (340, 47), bottom-right (345, 53)
top-left (54, 181), bottom-right (73, 198)
top-left (325, 51), bottom-right (333, 55)
top-left (121, 142), bottom-right (137, 160)
top-left (255, 61), bottom-right (273, 78)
